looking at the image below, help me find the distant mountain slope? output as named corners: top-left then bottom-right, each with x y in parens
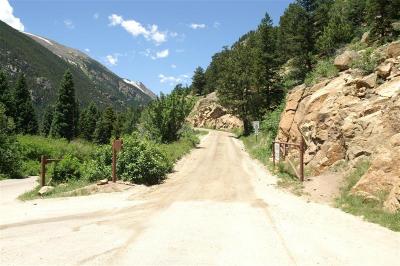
top-left (0, 21), bottom-right (155, 116)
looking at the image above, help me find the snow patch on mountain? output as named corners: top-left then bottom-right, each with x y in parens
top-left (24, 32), bottom-right (53, 46)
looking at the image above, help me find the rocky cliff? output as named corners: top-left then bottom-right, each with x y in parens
top-left (277, 41), bottom-right (400, 212)
top-left (187, 92), bottom-right (243, 131)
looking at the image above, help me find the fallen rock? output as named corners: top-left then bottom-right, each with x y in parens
top-left (357, 73), bottom-right (376, 88)
top-left (361, 31), bottom-right (369, 44)
top-left (334, 50), bottom-right (359, 71)
top-left (383, 183), bottom-right (400, 213)
top-left (38, 186), bottom-right (54, 195)
top-left (376, 63), bottom-right (392, 78)
top-left (386, 41), bottom-right (400, 58)
top-left (97, 178), bottom-right (109, 185)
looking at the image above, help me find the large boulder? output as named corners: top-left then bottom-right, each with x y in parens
top-left (187, 92), bottom-right (244, 131)
top-left (276, 42), bottom-right (400, 211)
top-left (334, 50), bottom-right (359, 71)
top-left (386, 41), bottom-right (400, 58)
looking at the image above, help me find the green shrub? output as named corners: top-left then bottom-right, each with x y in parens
top-left (81, 145), bottom-right (111, 182)
top-left (350, 47), bottom-right (379, 75)
top-left (0, 104), bottom-right (23, 179)
top-left (51, 154), bottom-right (82, 183)
top-left (21, 160), bottom-right (40, 176)
top-left (17, 135), bottom-right (95, 161)
top-left (139, 87), bottom-right (195, 143)
top-left (118, 135), bottom-right (172, 185)
top-left (305, 59), bottom-right (339, 86)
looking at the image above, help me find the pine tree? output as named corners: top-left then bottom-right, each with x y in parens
top-left (255, 13), bottom-right (283, 111)
top-left (191, 67), bottom-right (206, 96)
top-left (13, 75), bottom-right (38, 134)
top-left (367, 0), bottom-right (400, 42)
top-left (41, 105), bottom-right (54, 136)
top-left (0, 72), bottom-right (12, 116)
top-left (79, 102), bottom-right (99, 141)
top-left (93, 106), bottom-right (115, 144)
top-left (50, 70), bottom-right (78, 140)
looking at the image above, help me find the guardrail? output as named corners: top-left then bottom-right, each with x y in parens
top-left (272, 138), bottom-right (305, 182)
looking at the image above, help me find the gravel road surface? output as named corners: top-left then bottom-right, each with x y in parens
top-left (0, 131), bottom-right (399, 266)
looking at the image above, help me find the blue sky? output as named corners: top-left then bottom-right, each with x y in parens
top-left (2, 0), bottom-right (292, 95)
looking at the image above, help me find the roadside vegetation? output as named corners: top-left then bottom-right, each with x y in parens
top-left (336, 161), bottom-right (400, 232)
top-left (1, 68), bottom-right (206, 199)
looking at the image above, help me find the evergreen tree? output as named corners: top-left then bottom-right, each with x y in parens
top-left (50, 70), bottom-right (78, 140)
top-left (255, 13), bottom-right (283, 112)
top-left (367, 0), bottom-right (400, 42)
top-left (93, 106), bottom-right (115, 144)
top-left (122, 107), bottom-right (142, 135)
top-left (317, 0), bottom-right (354, 55)
top-left (79, 102), bottom-right (99, 141)
top-left (191, 67), bottom-right (206, 96)
top-left (217, 41), bottom-right (257, 135)
top-left (13, 75), bottom-right (38, 134)
top-left (0, 72), bottom-right (13, 116)
top-left (41, 105), bottom-right (54, 136)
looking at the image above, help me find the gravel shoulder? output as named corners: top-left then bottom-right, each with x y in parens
top-left (0, 130), bottom-right (399, 266)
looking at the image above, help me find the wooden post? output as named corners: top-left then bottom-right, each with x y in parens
top-left (272, 142), bottom-right (275, 166)
top-left (299, 137), bottom-right (304, 182)
top-left (40, 155), bottom-right (46, 187)
top-left (112, 141), bottom-right (116, 183)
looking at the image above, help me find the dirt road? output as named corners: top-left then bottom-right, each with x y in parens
top-left (1, 131), bottom-right (399, 266)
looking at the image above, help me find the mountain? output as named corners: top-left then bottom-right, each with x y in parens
top-left (0, 21), bottom-right (155, 116)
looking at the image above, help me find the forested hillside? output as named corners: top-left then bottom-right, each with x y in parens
top-left (0, 21), bottom-right (154, 116)
top-left (190, 0), bottom-right (400, 133)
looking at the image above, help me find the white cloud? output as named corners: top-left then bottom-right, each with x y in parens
top-left (106, 54), bottom-right (118, 66)
top-left (0, 0), bottom-right (24, 31)
top-left (171, 64), bottom-right (177, 69)
top-left (155, 49), bottom-right (169, 59)
top-left (158, 74), bottom-right (190, 86)
top-left (64, 19), bottom-right (74, 29)
top-left (169, 32), bottom-right (178, 38)
top-left (84, 48), bottom-right (90, 53)
top-left (93, 13), bottom-right (99, 20)
top-left (213, 21), bottom-right (221, 29)
top-left (108, 14), bottom-right (167, 45)
top-left (141, 48), bottom-right (169, 60)
top-left (189, 23), bottom-right (206, 29)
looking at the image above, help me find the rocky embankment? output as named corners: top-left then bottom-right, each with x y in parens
top-left (277, 41), bottom-right (400, 212)
top-left (187, 92), bottom-right (243, 131)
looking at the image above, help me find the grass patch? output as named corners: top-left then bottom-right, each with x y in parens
top-left (18, 179), bottom-right (91, 201)
top-left (17, 135), bottom-right (96, 161)
top-left (241, 131), bottom-right (304, 195)
top-left (350, 47), bottom-right (379, 75)
top-left (160, 130), bottom-right (207, 163)
top-left (305, 58), bottom-right (339, 86)
top-left (336, 161), bottom-right (400, 231)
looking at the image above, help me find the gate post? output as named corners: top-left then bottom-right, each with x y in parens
top-left (272, 142), bottom-right (275, 166)
top-left (40, 155), bottom-right (46, 187)
top-left (299, 138), bottom-right (304, 182)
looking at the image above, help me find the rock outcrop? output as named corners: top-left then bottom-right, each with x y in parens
top-left (277, 41), bottom-right (400, 212)
top-left (187, 92), bottom-right (244, 131)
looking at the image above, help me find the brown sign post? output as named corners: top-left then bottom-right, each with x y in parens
top-left (112, 139), bottom-right (123, 183)
top-left (40, 156), bottom-right (62, 187)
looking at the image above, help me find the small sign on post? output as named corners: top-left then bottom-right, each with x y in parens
top-left (112, 139), bottom-right (123, 183)
top-left (274, 142), bottom-right (280, 161)
top-left (252, 121), bottom-right (260, 142)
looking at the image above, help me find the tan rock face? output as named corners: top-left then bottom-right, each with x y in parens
top-left (277, 41), bottom-right (400, 211)
top-left (187, 92), bottom-right (244, 130)
top-left (334, 50), bottom-right (359, 71)
top-left (386, 41), bottom-right (400, 58)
